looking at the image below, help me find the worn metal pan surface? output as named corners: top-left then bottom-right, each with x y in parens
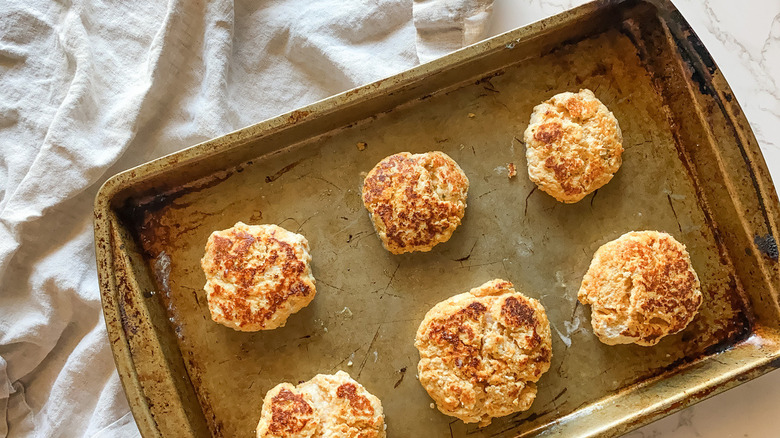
top-left (94, 0), bottom-right (780, 436)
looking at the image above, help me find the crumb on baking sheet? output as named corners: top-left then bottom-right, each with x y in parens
top-left (357, 141), bottom-right (368, 151)
top-left (508, 162), bottom-right (517, 178)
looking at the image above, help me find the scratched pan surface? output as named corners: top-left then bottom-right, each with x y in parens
top-left (94, 0), bottom-right (780, 437)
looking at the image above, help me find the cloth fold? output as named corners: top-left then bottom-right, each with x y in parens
top-left (413, 0), bottom-right (493, 63)
top-left (0, 0), bottom-right (492, 435)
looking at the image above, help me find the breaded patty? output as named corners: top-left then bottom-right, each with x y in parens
top-left (200, 222), bottom-right (316, 331)
top-left (256, 371), bottom-right (386, 438)
top-left (415, 279), bottom-right (552, 426)
top-left (578, 231), bottom-right (703, 346)
top-left (362, 151), bottom-right (469, 254)
top-left (524, 89), bottom-right (623, 203)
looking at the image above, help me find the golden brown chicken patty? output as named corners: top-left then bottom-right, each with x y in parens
top-left (415, 279), bottom-right (552, 426)
top-left (578, 231), bottom-right (703, 346)
top-left (255, 371), bottom-right (386, 438)
top-left (201, 222), bottom-right (316, 331)
top-left (362, 151), bottom-right (469, 254)
top-left (524, 89), bottom-right (623, 203)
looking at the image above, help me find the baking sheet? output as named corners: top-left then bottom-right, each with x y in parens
top-left (96, 1), bottom-right (780, 437)
top-left (128, 19), bottom-right (750, 438)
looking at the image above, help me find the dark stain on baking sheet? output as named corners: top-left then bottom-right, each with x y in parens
top-left (674, 37), bottom-right (716, 98)
top-left (117, 162), bottom-right (256, 259)
top-left (754, 234), bottom-right (779, 260)
top-left (393, 366), bottom-right (407, 389)
top-left (116, 275), bottom-right (139, 337)
top-left (620, 8), bottom-right (754, 347)
top-left (662, 14), bottom-right (777, 238)
top-left (265, 159), bottom-right (304, 183)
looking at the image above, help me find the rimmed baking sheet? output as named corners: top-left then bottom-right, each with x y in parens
top-left (94, 1), bottom-right (780, 436)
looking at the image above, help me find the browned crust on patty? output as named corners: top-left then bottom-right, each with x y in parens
top-left (415, 279), bottom-right (552, 425)
top-left (362, 151), bottom-right (469, 254)
top-left (578, 230), bottom-right (703, 346)
top-left (336, 383), bottom-right (374, 417)
top-left (201, 222), bottom-right (315, 331)
top-left (269, 389), bottom-right (315, 435)
top-left (524, 89), bottom-right (623, 203)
top-left (256, 371), bottom-right (385, 438)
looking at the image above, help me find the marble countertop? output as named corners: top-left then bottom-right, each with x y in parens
top-left (488, 1), bottom-right (780, 437)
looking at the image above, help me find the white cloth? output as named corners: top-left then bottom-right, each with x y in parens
top-left (0, 0), bottom-right (492, 436)
top-left (414, 0), bottom-right (493, 62)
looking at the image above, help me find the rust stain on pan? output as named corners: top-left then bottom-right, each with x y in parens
top-left (287, 110), bottom-right (311, 124)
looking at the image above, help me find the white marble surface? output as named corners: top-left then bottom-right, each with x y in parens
top-left (488, 1), bottom-right (780, 437)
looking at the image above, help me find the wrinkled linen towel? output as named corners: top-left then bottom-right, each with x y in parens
top-left (0, 0), bottom-right (492, 436)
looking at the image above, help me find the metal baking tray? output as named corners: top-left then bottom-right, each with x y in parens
top-left (94, 0), bottom-right (780, 436)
